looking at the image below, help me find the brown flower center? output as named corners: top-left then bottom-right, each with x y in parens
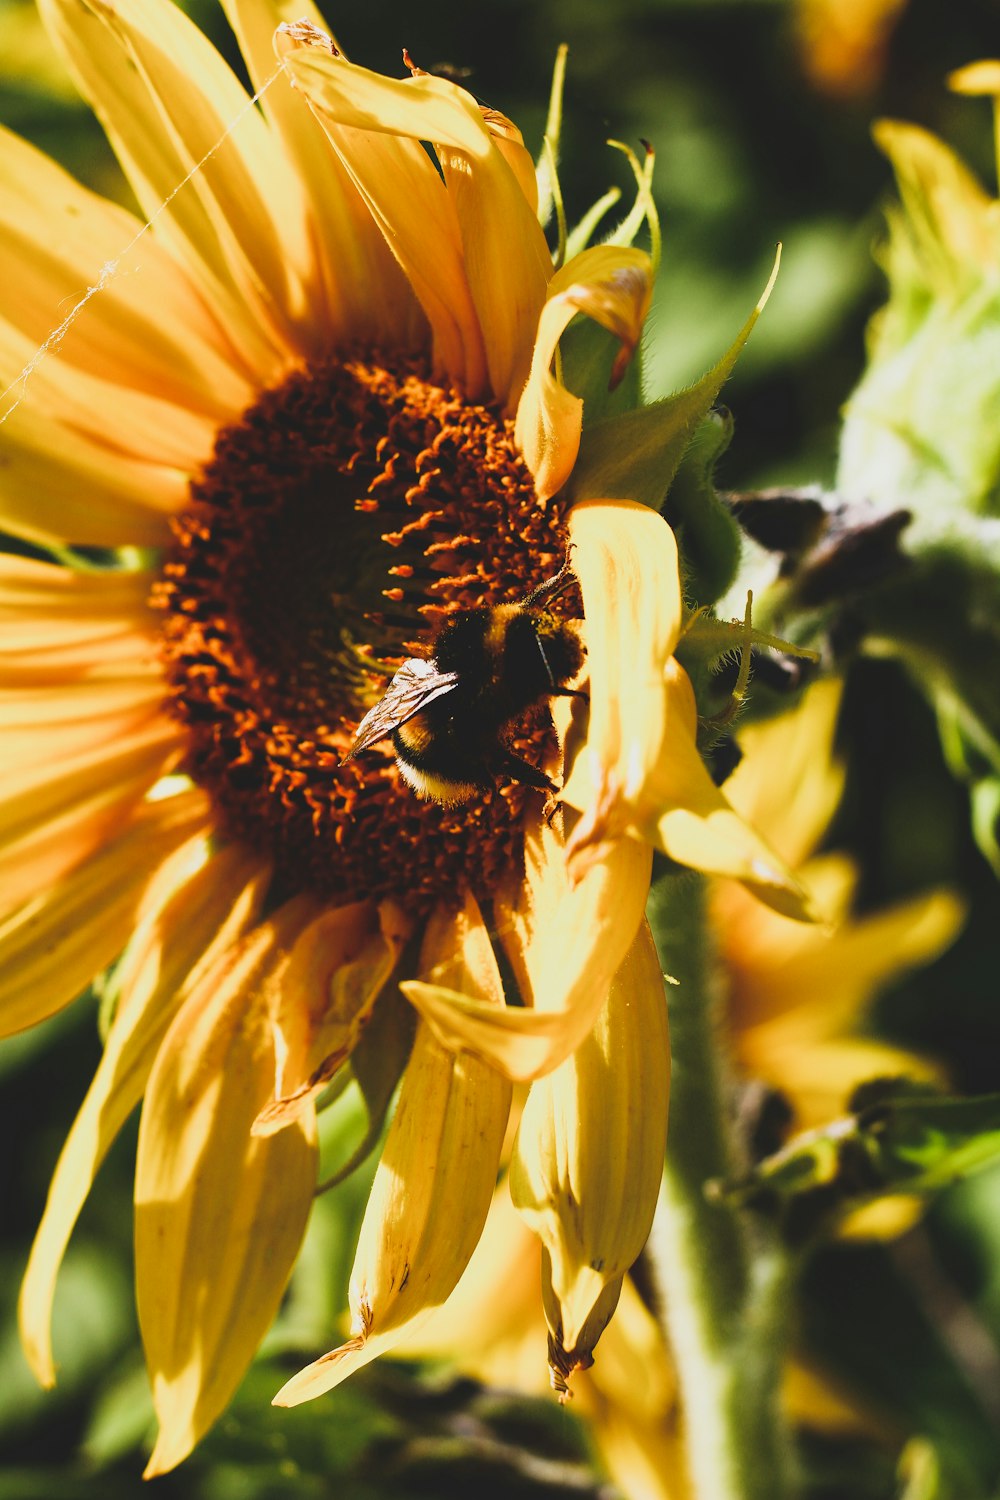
top-left (155, 354), bottom-right (574, 912)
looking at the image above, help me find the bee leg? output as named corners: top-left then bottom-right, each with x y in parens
top-left (492, 748), bottom-right (557, 794)
top-left (549, 687), bottom-right (589, 702)
top-left (521, 549), bottom-right (577, 608)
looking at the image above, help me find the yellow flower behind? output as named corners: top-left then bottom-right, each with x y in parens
top-left (2, 0), bottom-right (808, 1474)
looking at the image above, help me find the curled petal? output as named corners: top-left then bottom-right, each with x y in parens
top-left (273, 893), bottom-right (511, 1406)
top-left (137, 896), bottom-right (320, 1476)
top-left (515, 248), bottom-right (653, 500)
top-left (276, 23), bottom-right (551, 404)
top-left (510, 921), bottom-right (669, 1354)
top-left (254, 899), bottom-right (409, 1135)
top-left (403, 820), bottom-right (651, 1081)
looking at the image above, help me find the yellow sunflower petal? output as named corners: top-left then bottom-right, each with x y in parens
top-left (19, 839), bottom-right (269, 1387)
top-left (38, 0), bottom-right (308, 372)
top-left (515, 247), bottom-right (653, 500)
top-left (0, 727), bottom-right (171, 915)
top-left (0, 401), bottom-right (184, 548)
top-left (136, 897), bottom-right (320, 1476)
top-left (222, 0), bottom-right (419, 350)
top-left (0, 557), bottom-right (155, 681)
top-left (254, 899), bottom-right (409, 1135)
top-left (403, 818), bottom-right (651, 1081)
top-left (276, 22), bottom-right (551, 403)
top-left (273, 893), bottom-right (511, 1407)
top-left (0, 786), bottom-right (209, 1039)
top-left (0, 716), bottom-right (180, 897)
top-left (0, 122), bottom-right (253, 420)
top-left (274, 23), bottom-right (486, 394)
top-left (0, 317), bottom-right (217, 471)
top-left (559, 504), bottom-right (811, 917)
top-left (510, 920), bottom-right (669, 1352)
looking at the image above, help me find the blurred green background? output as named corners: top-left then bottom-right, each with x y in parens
top-left (2, 1), bottom-right (1000, 1496)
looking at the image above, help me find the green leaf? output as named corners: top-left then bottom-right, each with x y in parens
top-left (558, 310), bottom-right (642, 425)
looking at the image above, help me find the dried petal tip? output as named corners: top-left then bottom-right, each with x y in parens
top-left (276, 19), bottom-right (338, 54)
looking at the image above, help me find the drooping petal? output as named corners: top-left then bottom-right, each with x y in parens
top-left (560, 503), bottom-right (812, 919)
top-left (222, 0), bottom-right (420, 350)
top-left (510, 921), bottom-right (669, 1354)
top-left (0, 786), bottom-right (209, 1039)
top-left (273, 892), bottom-right (511, 1406)
top-left (403, 817), bottom-right (651, 1081)
top-left (37, 0), bottom-right (311, 373)
top-left (0, 123), bottom-right (253, 421)
top-left (19, 839), bottom-right (269, 1387)
top-left (253, 899), bottom-right (409, 1135)
top-left (515, 247), bottom-right (653, 500)
top-left (136, 896), bottom-right (320, 1476)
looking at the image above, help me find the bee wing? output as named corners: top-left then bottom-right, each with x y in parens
top-left (345, 657), bottom-right (461, 758)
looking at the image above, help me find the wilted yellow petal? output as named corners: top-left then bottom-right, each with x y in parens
top-left (510, 920), bottom-right (669, 1354)
top-left (403, 818), bottom-right (651, 1080)
top-left (136, 897), bottom-right (320, 1475)
top-left (515, 248), bottom-right (653, 499)
top-left (253, 899), bottom-right (408, 1135)
top-left (273, 893), bottom-right (511, 1406)
top-left (19, 839), bottom-right (269, 1387)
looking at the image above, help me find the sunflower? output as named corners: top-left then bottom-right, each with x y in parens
top-left (3, 0), bottom-right (808, 1476)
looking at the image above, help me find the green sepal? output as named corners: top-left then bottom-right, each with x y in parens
top-left (558, 310), bottom-right (643, 425)
top-left (569, 252), bottom-right (779, 511)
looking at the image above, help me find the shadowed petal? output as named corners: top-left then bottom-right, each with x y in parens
top-left (0, 787), bottom-right (210, 1038)
top-left (403, 820), bottom-right (651, 1080)
top-left (19, 839), bottom-right (269, 1386)
top-left (137, 896), bottom-right (320, 1476)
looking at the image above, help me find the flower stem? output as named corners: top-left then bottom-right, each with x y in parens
top-left (646, 872), bottom-right (796, 1500)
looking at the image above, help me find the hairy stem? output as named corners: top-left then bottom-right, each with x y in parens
top-left (646, 872), bottom-right (796, 1500)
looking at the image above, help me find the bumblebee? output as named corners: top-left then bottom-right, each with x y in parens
top-left (345, 567), bottom-right (585, 803)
